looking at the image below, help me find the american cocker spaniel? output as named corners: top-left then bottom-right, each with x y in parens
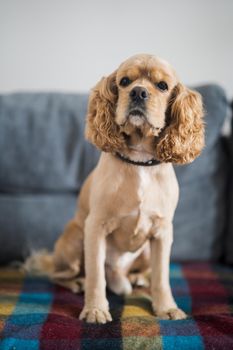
top-left (26, 54), bottom-right (204, 324)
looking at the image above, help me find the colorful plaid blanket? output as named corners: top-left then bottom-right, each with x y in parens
top-left (0, 262), bottom-right (232, 350)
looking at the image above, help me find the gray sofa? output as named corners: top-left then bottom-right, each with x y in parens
top-left (0, 85), bottom-right (231, 264)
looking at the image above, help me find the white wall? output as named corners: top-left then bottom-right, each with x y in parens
top-left (0, 0), bottom-right (232, 97)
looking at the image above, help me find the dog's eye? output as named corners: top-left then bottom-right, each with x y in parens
top-left (119, 77), bottom-right (131, 87)
top-left (156, 81), bottom-right (168, 91)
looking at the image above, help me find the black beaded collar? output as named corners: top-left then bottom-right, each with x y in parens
top-left (115, 152), bottom-right (161, 166)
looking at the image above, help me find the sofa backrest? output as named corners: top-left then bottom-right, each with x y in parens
top-left (0, 93), bottom-right (99, 193)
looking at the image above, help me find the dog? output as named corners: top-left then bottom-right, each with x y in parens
top-left (25, 54), bottom-right (204, 324)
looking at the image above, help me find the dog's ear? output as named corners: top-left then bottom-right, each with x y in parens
top-left (155, 83), bottom-right (205, 164)
top-left (85, 71), bottom-right (125, 152)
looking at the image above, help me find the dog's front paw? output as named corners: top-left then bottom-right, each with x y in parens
top-left (154, 307), bottom-right (187, 320)
top-left (79, 307), bottom-right (112, 324)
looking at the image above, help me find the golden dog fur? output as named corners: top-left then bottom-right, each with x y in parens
top-left (25, 54), bottom-right (204, 324)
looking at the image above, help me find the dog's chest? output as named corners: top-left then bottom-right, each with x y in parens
top-left (133, 167), bottom-right (162, 237)
top-left (137, 167), bottom-right (153, 205)
top-left (111, 167), bottom-right (170, 252)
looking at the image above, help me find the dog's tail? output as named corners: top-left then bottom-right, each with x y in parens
top-left (23, 249), bottom-right (84, 293)
top-left (23, 249), bottom-right (55, 278)
top-left (23, 249), bottom-right (82, 280)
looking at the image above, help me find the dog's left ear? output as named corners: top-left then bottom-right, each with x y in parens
top-left (155, 83), bottom-right (205, 164)
top-left (85, 71), bottom-right (125, 152)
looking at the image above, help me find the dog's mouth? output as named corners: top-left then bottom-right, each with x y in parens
top-left (127, 108), bottom-right (146, 126)
top-left (120, 108), bottom-right (163, 138)
top-left (129, 109), bottom-right (145, 117)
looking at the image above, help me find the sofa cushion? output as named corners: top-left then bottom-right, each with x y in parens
top-left (0, 93), bottom-right (99, 193)
top-left (0, 194), bottom-right (77, 264)
top-left (173, 85), bottom-right (229, 260)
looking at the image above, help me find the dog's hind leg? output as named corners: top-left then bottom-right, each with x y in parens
top-left (52, 216), bottom-right (85, 280)
top-left (128, 243), bottom-right (151, 288)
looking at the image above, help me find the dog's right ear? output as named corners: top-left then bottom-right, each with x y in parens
top-left (85, 71), bottom-right (125, 152)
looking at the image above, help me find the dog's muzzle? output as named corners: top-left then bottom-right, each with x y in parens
top-left (128, 86), bottom-right (148, 125)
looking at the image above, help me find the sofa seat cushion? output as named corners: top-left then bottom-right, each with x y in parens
top-left (0, 262), bottom-right (232, 350)
top-left (0, 194), bottom-right (77, 264)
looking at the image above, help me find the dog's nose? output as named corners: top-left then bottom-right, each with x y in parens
top-left (130, 87), bottom-right (149, 102)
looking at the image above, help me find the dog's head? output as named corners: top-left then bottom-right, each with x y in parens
top-left (85, 54), bottom-right (204, 164)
